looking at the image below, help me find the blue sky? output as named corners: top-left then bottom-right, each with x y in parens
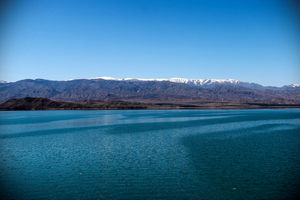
top-left (1, 0), bottom-right (299, 86)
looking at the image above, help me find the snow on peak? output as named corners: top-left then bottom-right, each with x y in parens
top-left (90, 77), bottom-right (122, 81)
top-left (88, 77), bottom-right (243, 85)
top-left (167, 78), bottom-right (241, 86)
top-left (289, 84), bottom-right (300, 88)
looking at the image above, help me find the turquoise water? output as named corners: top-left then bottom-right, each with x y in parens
top-left (0, 109), bottom-right (300, 199)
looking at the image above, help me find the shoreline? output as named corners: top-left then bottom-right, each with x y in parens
top-left (1, 106), bottom-right (300, 111)
top-left (1, 97), bottom-right (300, 111)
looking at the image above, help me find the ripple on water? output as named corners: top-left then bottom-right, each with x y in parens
top-left (0, 109), bottom-right (300, 199)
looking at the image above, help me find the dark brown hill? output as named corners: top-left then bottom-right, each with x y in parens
top-left (0, 97), bottom-right (84, 110)
top-left (0, 97), bottom-right (155, 110)
top-left (1, 97), bottom-right (300, 111)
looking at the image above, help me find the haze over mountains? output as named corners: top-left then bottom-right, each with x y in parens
top-left (0, 77), bottom-right (299, 105)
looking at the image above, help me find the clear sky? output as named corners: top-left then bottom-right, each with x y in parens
top-left (0, 0), bottom-right (299, 86)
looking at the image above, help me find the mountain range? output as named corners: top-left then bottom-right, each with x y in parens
top-left (0, 77), bottom-right (299, 106)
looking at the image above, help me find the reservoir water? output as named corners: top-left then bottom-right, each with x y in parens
top-left (0, 109), bottom-right (299, 199)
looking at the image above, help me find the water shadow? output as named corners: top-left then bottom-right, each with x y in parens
top-left (180, 125), bottom-right (300, 199)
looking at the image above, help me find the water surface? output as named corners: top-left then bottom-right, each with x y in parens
top-left (0, 109), bottom-right (300, 199)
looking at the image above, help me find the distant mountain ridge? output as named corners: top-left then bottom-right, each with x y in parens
top-left (0, 77), bottom-right (299, 104)
top-left (71, 77), bottom-right (299, 89)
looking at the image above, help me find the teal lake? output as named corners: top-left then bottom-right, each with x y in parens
top-left (0, 109), bottom-right (300, 199)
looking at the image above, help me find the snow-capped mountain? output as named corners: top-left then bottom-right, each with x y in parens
top-left (63, 76), bottom-right (300, 90)
top-left (90, 76), bottom-right (243, 84)
top-left (0, 77), bottom-right (300, 103)
top-left (281, 84), bottom-right (300, 90)
top-left (88, 77), bottom-right (266, 90)
top-left (288, 84), bottom-right (300, 88)
top-left (2, 77), bottom-right (299, 90)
